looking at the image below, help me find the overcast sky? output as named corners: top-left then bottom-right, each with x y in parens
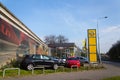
top-left (1, 0), bottom-right (120, 53)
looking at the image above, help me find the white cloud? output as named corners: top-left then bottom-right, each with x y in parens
top-left (100, 25), bottom-right (120, 53)
top-left (101, 25), bottom-right (120, 34)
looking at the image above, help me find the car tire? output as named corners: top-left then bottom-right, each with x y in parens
top-left (53, 64), bottom-right (58, 70)
top-left (27, 64), bottom-right (34, 70)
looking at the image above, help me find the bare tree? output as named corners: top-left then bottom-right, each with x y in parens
top-left (44, 35), bottom-right (56, 44)
top-left (56, 35), bottom-right (68, 43)
top-left (44, 35), bottom-right (68, 44)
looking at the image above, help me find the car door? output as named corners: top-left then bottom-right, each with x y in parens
top-left (32, 54), bottom-right (44, 66)
top-left (42, 55), bottom-right (54, 67)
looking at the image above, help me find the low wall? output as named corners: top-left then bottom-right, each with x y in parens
top-left (0, 51), bottom-right (16, 68)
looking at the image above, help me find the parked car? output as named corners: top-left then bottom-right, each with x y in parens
top-left (76, 56), bottom-right (89, 66)
top-left (49, 56), bottom-right (66, 66)
top-left (61, 57), bottom-right (67, 63)
top-left (66, 57), bottom-right (80, 68)
top-left (20, 54), bottom-right (59, 70)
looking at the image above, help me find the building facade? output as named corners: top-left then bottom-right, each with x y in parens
top-left (0, 3), bottom-right (48, 66)
top-left (48, 43), bottom-right (80, 58)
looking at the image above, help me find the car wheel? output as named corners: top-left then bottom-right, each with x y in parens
top-left (53, 64), bottom-right (58, 70)
top-left (27, 64), bottom-right (34, 70)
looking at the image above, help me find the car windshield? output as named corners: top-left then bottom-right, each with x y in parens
top-left (77, 57), bottom-right (87, 60)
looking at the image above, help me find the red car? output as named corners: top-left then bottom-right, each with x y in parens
top-left (66, 57), bottom-right (80, 68)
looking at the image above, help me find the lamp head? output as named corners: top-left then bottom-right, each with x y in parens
top-left (104, 16), bottom-right (108, 18)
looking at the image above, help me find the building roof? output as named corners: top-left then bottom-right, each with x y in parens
top-left (48, 43), bottom-right (76, 48)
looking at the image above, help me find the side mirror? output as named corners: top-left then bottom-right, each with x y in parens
top-left (49, 58), bottom-right (52, 60)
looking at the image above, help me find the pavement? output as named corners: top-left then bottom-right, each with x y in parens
top-left (1, 62), bottom-right (120, 80)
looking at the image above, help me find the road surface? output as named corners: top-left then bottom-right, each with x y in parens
top-left (2, 61), bottom-right (120, 80)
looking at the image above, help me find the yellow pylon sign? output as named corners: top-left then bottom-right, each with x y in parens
top-left (82, 39), bottom-right (87, 50)
top-left (88, 29), bottom-right (97, 63)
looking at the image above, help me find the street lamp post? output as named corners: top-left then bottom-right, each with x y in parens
top-left (97, 16), bottom-right (108, 64)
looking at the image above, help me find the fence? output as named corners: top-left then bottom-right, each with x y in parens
top-left (3, 68), bottom-right (20, 78)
